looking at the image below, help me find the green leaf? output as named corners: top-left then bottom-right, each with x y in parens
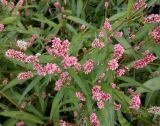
top-left (76, 0), bottom-right (83, 17)
top-left (39, 55), bottom-right (55, 63)
top-left (0, 91), bottom-right (20, 109)
top-left (0, 17), bottom-right (20, 24)
top-left (66, 23), bottom-right (77, 34)
top-left (66, 16), bottom-right (90, 27)
top-left (68, 69), bottom-right (92, 113)
top-left (100, 101), bottom-right (114, 126)
top-left (18, 76), bottom-right (42, 104)
top-left (34, 84), bottom-right (45, 113)
top-left (50, 87), bottom-right (65, 121)
top-left (2, 78), bottom-right (27, 91)
top-left (126, 0), bottom-right (135, 17)
top-left (3, 118), bottom-right (17, 126)
top-left (109, 12), bottom-right (126, 22)
top-left (69, 33), bottom-right (83, 55)
top-left (32, 17), bottom-right (58, 28)
top-left (0, 111), bottom-right (43, 124)
top-left (117, 111), bottom-right (130, 126)
top-left (136, 77), bottom-right (160, 93)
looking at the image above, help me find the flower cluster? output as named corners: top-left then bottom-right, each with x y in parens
top-left (107, 44), bottom-right (125, 71)
top-left (108, 59), bottom-right (119, 70)
top-left (150, 26), bottom-right (160, 44)
top-left (17, 71), bottom-right (33, 80)
top-left (116, 68), bottom-right (126, 77)
top-left (0, 24), bottom-right (4, 32)
top-left (61, 56), bottom-right (78, 69)
top-left (144, 14), bottom-right (160, 23)
top-left (104, 2), bottom-right (109, 9)
top-left (99, 31), bottom-right (104, 37)
top-left (114, 44), bottom-right (124, 60)
top-left (6, 49), bottom-right (39, 63)
top-left (27, 34), bottom-right (38, 47)
top-left (54, 72), bottom-right (71, 91)
top-left (92, 38), bottom-right (104, 48)
top-left (9, 2), bottom-right (14, 12)
top-left (130, 94), bottom-right (141, 110)
top-left (1, 0), bottom-right (7, 5)
top-left (16, 121), bottom-right (24, 126)
top-left (103, 18), bottom-right (111, 31)
top-left (83, 59), bottom-right (94, 74)
top-left (134, 53), bottom-right (156, 69)
top-left (2, 78), bottom-right (8, 85)
top-left (114, 31), bottom-right (123, 38)
top-left (90, 113), bottom-right (100, 126)
top-left (18, 0), bottom-right (24, 8)
top-left (46, 37), bottom-right (70, 58)
top-left (111, 83), bottom-right (116, 89)
top-left (148, 106), bottom-right (160, 115)
top-left (133, 0), bottom-right (147, 11)
top-left (92, 85), bottom-right (111, 109)
top-left (5, 49), bottom-right (27, 62)
top-left (114, 102), bottom-right (121, 111)
top-left (17, 40), bottom-right (28, 50)
top-left (33, 63), bottom-right (60, 76)
top-left (75, 91), bottom-right (86, 101)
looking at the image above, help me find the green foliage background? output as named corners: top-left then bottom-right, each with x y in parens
top-left (0, 0), bottom-right (160, 126)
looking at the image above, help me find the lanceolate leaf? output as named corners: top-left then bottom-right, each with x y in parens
top-left (0, 111), bottom-right (43, 124)
top-left (136, 77), bottom-right (160, 93)
top-left (18, 76), bottom-right (42, 104)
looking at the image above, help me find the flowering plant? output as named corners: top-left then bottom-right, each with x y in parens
top-left (0, 0), bottom-right (160, 126)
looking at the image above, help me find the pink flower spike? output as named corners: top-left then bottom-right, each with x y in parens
top-left (99, 31), bottom-right (104, 37)
top-left (111, 83), bottom-right (116, 89)
top-left (128, 88), bottom-right (134, 94)
top-left (103, 18), bottom-right (111, 31)
top-left (5, 49), bottom-right (27, 62)
top-left (80, 24), bottom-right (86, 30)
top-left (97, 100), bottom-right (105, 109)
top-left (54, 1), bottom-right (60, 8)
top-left (133, 0), bottom-right (147, 11)
top-left (2, 78), bottom-right (8, 85)
top-left (9, 2), bottom-right (14, 12)
top-left (92, 38), bottom-right (104, 48)
top-left (61, 56), bottom-right (77, 69)
top-left (54, 79), bottom-right (63, 91)
top-left (108, 59), bottom-right (119, 70)
top-left (114, 103), bottom-right (121, 111)
top-left (134, 53), bottom-right (156, 69)
top-left (17, 71), bottom-right (33, 80)
top-left (114, 31), bottom-right (123, 38)
top-left (130, 94), bottom-right (141, 110)
top-left (116, 69), bottom-right (126, 77)
top-left (150, 26), bottom-right (160, 44)
top-left (90, 113), bottom-right (100, 126)
top-left (74, 63), bottom-right (81, 71)
top-left (83, 59), bottom-right (94, 74)
top-left (92, 85), bottom-right (102, 101)
top-left (1, 0), bottom-right (7, 6)
top-left (16, 121), bottom-right (24, 126)
top-left (101, 92), bottom-right (111, 101)
top-left (32, 63), bottom-right (46, 76)
top-left (75, 92), bottom-right (86, 101)
top-left (144, 14), bottom-right (160, 23)
top-left (18, 0), bottom-right (24, 8)
top-left (104, 2), bottom-right (109, 9)
top-left (45, 63), bottom-right (58, 74)
top-left (25, 55), bottom-right (39, 63)
top-left (0, 24), bottom-right (4, 32)
top-left (114, 44), bottom-right (124, 60)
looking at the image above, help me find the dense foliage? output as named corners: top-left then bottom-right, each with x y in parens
top-left (0, 0), bottom-right (160, 126)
